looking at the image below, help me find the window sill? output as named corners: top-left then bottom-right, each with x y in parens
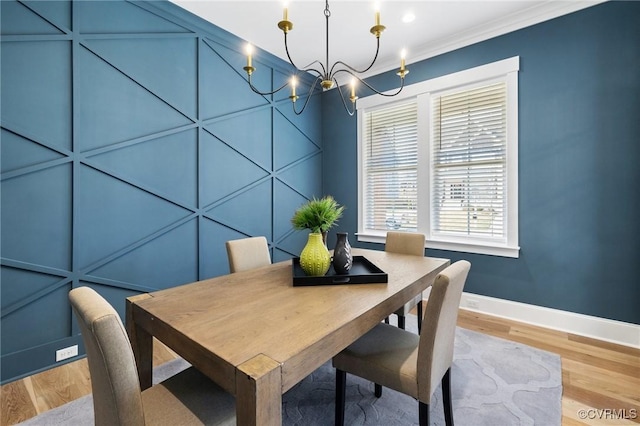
top-left (357, 232), bottom-right (520, 258)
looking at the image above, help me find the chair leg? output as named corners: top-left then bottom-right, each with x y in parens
top-left (336, 369), bottom-right (347, 426)
top-left (419, 401), bottom-right (429, 426)
top-left (417, 301), bottom-right (423, 334)
top-left (442, 368), bottom-right (454, 426)
top-left (397, 314), bottom-right (406, 330)
top-left (374, 383), bottom-right (382, 397)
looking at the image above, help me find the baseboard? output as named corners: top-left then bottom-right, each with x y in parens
top-left (459, 292), bottom-right (640, 349)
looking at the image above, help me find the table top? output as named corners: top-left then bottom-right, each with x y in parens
top-left (128, 248), bottom-right (449, 395)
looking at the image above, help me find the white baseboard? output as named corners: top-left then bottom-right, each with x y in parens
top-left (459, 292), bottom-right (640, 349)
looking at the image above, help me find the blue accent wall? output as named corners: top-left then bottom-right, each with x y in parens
top-left (323, 1), bottom-right (640, 326)
top-left (1, 0), bottom-right (321, 383)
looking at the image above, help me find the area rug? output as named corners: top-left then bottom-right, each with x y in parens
top-left (19, 318), bottom-right (562, 425)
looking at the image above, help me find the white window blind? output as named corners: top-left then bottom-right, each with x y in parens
top-left (363, 101), bottom-right (418, 232)
top-left (357, 57), bottom-right (519, 257)
top-left (431, 82), bottom-right (507, 241)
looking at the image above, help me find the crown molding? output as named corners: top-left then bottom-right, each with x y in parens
top-left (360, 0), bottom-right (608, 81)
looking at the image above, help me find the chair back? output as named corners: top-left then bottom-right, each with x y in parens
top-left (225, 236), bottom-right (271, 273)
top-left (417, 260), bottom-right (471, 400)
top-left (69, 287), bottom-right (145, 426)
top-left (385, 231), bottom-right (425, 256)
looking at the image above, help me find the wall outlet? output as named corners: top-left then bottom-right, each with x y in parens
top-left (466, 298), bottom-right (480, 310)
top-left (56, 345), bottom-right (78, 362)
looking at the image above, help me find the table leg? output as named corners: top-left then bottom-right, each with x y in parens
top-left (236, 354), bottom-right (282, 426)
top-left (126, 294), bottom-right (153, 390)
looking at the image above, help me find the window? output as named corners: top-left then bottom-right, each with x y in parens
top-left (362, 100), bottom-right (418, 232)
top-left (357, 57), bottom-right (519, 257)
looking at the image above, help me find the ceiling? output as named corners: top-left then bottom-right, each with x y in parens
top-left (170, 0), bottom-right (603, 83)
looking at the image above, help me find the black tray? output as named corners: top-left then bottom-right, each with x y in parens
top-left (292, 256), bottom-right (388, 286)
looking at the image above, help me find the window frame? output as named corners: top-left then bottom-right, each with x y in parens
top-left (357, 57), bottom-right (520, 258)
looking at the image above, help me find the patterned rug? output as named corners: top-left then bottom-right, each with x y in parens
top-left (283, 326), bottom-right (562, 425)
top-left (20, 318), bottom-right (562, 425)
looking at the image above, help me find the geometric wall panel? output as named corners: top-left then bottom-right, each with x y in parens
top-left (20, 0), bottom-right (71, 32)
top-left (0, 164), bottom-right (72, 270)
top-left (208, 179), bottom-right (273, 239)
top-left (279, 153), bottom-right (323, 200)
top-left (0, 0), bottom-right (65, 35)
top-left (209, 42), bottom-right (268, 91)
top-left (77, 0), bottom-right (190, 34)
top-left (200, 41), bottom-right (271, 120)
top-left (200, 130), bottom-right (270, 206)
top-left (276, 90), bottom-right (323, 143)
top-left (83, 38), bottom-right (198, 118)
top-left (76, 46), bottom-right (193, 152)
top-left (0, 0), bottom-right (322, 383)
top-left (88, 129), bottom-right (198, 207)
top-left (1, 283), bottom-right (72, 355)
top-left (87, 219), bottom-right (198, 290)
top-left (0, 268), bottom-right (67, 315)
top-left (204, 108), bottom-right (273, 170)
top-left (273, 179), bottom-right (310, 242)
top-left (75, 165), bottom-right (192, 269)
top-left (1, 40), bottom-right (72, 151)
top-left (274, 111), bottom-right (320, 170)
top-left (0, 129), bottom-right (66, 174)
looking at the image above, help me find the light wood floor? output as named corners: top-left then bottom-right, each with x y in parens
top-left (1, 309), bottom-right (638, 425)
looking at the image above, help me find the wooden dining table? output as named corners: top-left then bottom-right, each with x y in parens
top-left (126, 247), bottom-right (449, 425)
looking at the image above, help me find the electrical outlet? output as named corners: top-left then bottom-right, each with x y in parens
top-left (466, 298), bottom-right (480, 310)
top-left (56, 345), bottom-right (78, 362)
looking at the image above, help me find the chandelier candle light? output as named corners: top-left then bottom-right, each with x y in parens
top-left (242, 0), bottom-right (409, 115)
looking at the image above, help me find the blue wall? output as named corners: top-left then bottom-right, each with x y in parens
top-left (323, 1), bottom-right (640, 326)
top-left (1, 0), bottom-right (321, 383)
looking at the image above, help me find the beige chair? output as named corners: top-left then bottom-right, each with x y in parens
top-left (333, 260), bottom-right (471, 426)
top-left (225, 236), bottom-right (271, 273)
top-left (386, 231), bottom-right (427, 332)
top-left (69, 286), bottom-right (235, 426)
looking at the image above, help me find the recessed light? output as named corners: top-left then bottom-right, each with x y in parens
top-left (402, 12), bottom-right (415, 24)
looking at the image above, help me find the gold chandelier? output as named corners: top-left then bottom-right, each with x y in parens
top-left (242, 0), bottom-right (409, 116)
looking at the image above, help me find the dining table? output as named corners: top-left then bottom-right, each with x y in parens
top-left (126, 247), bottom-right (449, 425)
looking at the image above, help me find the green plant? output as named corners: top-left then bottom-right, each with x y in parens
top-left (291, 196), bottom-right (344, 234)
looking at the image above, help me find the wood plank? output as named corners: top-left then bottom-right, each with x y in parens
top-left (29, 359), bottom-right (91, 413)
top-left (563, 358), bottom-right (640, 406)
top-left (569, 333), bottom-right (640, 357)
top-left (0, 379), bottom-right (37, 425)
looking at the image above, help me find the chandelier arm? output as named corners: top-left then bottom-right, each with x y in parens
top-left (300, 63), bottom-right (327, 79)
top-left (334, 69), bottom-right (407, 97)
top-left (328, 37), bottom-right (381, 77)
top-left (333, 77), bottom-right (356, 116)
top-left (247, 74), bottom-right (291, 96)
top-left (292, 76), bottom-right (322, 115)
top-left (284, 32), bottom-right (327, 77)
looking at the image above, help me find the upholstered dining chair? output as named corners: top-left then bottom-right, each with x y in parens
top-left (225, 236), bottom-right (271, 273)
top-left (385, 231), bottom-right (427, 332)
top-left (69, 286), bottom-right (236, 426)
top-left (333, 260), bottom-right (471, 426)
